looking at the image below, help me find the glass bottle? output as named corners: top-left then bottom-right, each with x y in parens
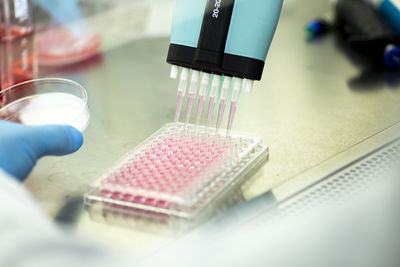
top-left (0, 0), bottom-right (37, 91)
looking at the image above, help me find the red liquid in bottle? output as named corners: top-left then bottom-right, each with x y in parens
top-left (1, 26), bottom-right (36, 106)
top-left (1, 26), bottom-right (35, 89)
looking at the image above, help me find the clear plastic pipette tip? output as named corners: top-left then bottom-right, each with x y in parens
top-left (195, 73), bottom-right (210, 126)
top-left (206, 96), bottom-right (216, 129)
top-left (170, 65), bottom-right (179, 79)
top-left (227, 78), bottom-right (243, 135)
top-left (216, 76), bottom-right (232, 132)
top-left (185, 95), bottom-right (195, 125)
top-left (244, 79), bottom-right (254, 93)
top-left (184, 70), bottom-right (200, 125)
top-left (205, 75), bottom-right (221, 129)
top-left (216, 99), bottom-right (227, 132)
top-left (227, 101), bottom-right (238, 136)
top-left (195, 95), bottom-right (206, 126)
top-left (174, 91), bottom-right (185, 123)
top-left (174, 67), bottom-right (189, 123)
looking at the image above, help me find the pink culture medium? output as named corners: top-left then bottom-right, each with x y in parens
top-left (87, 123), bottom-right (266, 219)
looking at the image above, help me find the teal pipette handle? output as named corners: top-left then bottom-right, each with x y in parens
top-left (225, 0), bottom-right (283, 62)
top-left (167, 0), bottom-right (283, 81)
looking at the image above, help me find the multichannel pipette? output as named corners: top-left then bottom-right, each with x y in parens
top-left (167, 0), bottom-right (283, 134)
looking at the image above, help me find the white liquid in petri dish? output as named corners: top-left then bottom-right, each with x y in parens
top-left (0, 92), bottom-right (89, 132)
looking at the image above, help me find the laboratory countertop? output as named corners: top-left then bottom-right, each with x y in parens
top-left (26, 0), bottom-right (400, 254)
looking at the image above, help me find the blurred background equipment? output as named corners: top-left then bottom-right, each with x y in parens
top-left (336, 0), bottom-right (400, 69)
top-left (306, 0), bottom-right (400, 69)
top-left (33, 0), bottom-right (102, 66)
top-left (370, 0), bottom-right (400, 33)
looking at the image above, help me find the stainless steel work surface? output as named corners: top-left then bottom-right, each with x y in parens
top-left (24, 0), bottom-right (400, 252)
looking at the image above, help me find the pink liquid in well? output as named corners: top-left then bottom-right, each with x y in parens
top-left (100, 132), bottom-right (230, 210)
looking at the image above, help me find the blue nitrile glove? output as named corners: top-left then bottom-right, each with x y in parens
top-left (33, 0), bottom-right (84, 24)
top-left (0, 120), bottom-right (83, 181)
top-left (33, 0), bottom-right (89, 37)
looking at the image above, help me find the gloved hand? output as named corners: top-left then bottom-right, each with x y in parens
top-left (0, 120), bottom-right (83, 181)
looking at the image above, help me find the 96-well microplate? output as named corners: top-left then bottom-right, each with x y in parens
top-left (85, 123), bottom-right (268, 223)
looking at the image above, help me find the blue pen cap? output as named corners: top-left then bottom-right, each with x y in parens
top-left (384, 44), bottom-right (400, 68)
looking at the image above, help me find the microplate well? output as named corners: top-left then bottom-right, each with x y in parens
top-left (85, 123), bottom-right (268, 227)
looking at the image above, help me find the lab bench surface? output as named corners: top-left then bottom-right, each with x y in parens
top-left (25, 0), bottom-right (400, 253)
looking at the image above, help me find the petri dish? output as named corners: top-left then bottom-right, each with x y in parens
top-left (0, 78), bottom-right (90, 132)
top-left (36, 26), bottom-right (101, 66)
